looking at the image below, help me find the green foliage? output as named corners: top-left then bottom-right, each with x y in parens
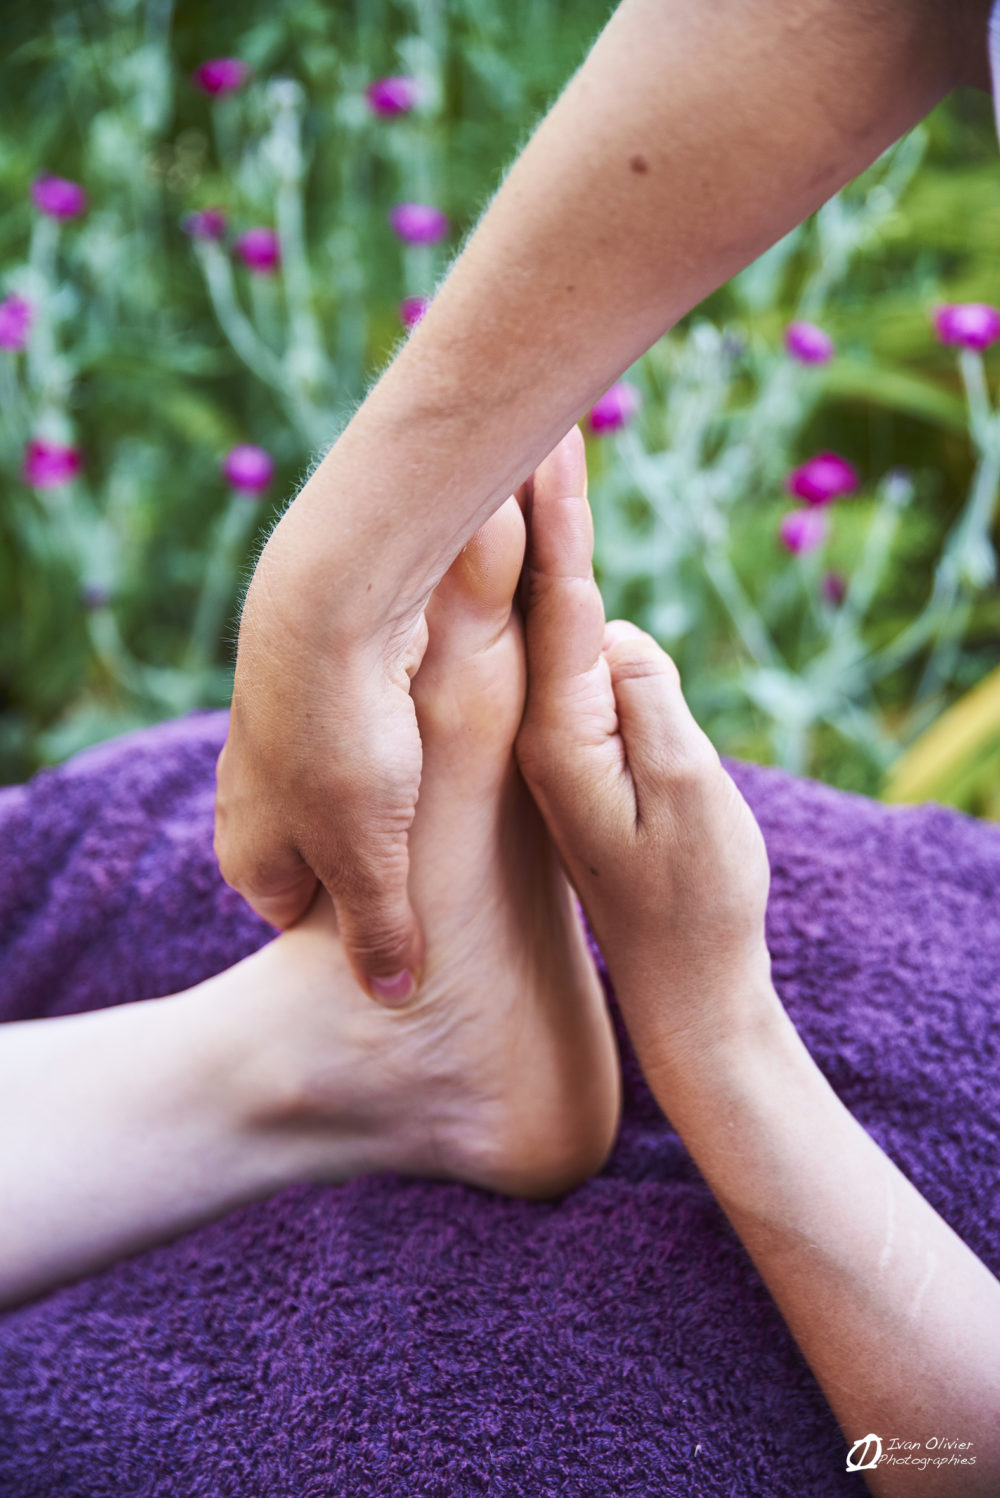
top-left (1, 0), bottom-right (999, 816)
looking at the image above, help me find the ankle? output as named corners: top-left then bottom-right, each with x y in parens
top-left (217, 934), bottom-right (441, 1187)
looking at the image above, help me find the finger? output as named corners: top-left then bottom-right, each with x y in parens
top-left (602, 620), bottom-right (721, 818)
top-left (519, 427), bottom-right (611, 737)
top-left (215, 830), bottom-right (319, 930)
top-left (331, 831), bottom-right (426, 1006)
top-left (215, 726), bottom-right (426, 999)
top-left (214, 746), bottom-right (320, 929)
top-left (517, 431), bottom-right (637, 855)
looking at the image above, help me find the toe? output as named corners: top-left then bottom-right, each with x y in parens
top-left (413, 495), bottom-right (527, 761)
top-left (423, 496), bottom-right (526, 661)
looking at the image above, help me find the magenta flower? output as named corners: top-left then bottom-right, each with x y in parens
top-left (389, 203), bottom-right (449, 246)
top-left (366, 76), bottom-right (421, 116)
top-left (31, 176), bottom-right (87, 220)
top-left (399, 296), bottom-right (429, 329)
top-left (192, 58), bottom-right (249, 96)
top-left (933, 303), bottom-right (1000, 353)
top-left (786, 452), bottom-right (859, 507)
top-left (822, 570), bottom-right (847, 605)
top-left (780, 508), bottom-right (828, 556)
top-left (588, 381), bottom-right (642, 436)
top-left (234, 228), bottom-right (281, 275)
top-left (0, 295), bottom-right (33, 352)
top-left (182, 208), bottom-right (228, 241)
top-left (223, 444), bottom-right (274, 494)
top-left (22, 438), bottom-right (83, 489)
top-left (784, 320), bottom-right (834, 365)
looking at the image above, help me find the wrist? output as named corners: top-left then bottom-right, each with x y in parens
top-left (283, 328), bottom-right (552, 630)
top-left (286, 394), bottom-right (461, 632)
top-left (619, 951), bottom-right (794, 1109)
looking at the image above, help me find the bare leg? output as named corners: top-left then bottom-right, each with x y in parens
top-left (0, 434), bottom-right (620, 1309)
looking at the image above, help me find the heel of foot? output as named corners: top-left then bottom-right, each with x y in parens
top-left (456, 1068), bottom-right (621, 1201)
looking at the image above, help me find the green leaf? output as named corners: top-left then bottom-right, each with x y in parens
top-left (819, 360), bottom-right (968, 433)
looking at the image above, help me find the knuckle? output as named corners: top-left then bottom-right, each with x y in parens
top-left (658, 650), bottom-right (682, 689)
top-left (214, 817), bottom-right (311, 903)
top-left (610, 641), bottom-right (678, 685)
top-left (339, 900), bottom-right (414, 969)
top-left (212, 825), bottom-right (249, 895)
top-left (659, 734), bottom-right (722, 794)
top-left (214, 844), bottom-right (240, 892)
top-left (346, 930), bottom-right (413, 972)
top-left (329, 835), bottom-right (410, 908)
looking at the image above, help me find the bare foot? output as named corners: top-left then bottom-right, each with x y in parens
top-left (223, 431), bottom-right (621, 1198)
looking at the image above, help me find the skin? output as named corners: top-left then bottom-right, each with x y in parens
top-left (216, 0), bottom-right (995, 1000)
top-left (3, 433), bottom-right (998, 1493)
top-left (0, 469), bottom-right (621, 1307)
top-left (516, 431), bottom-right (1000, 1498)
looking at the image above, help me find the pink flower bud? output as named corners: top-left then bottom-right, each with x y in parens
top-left (31, 176), bottom-right (87, 220)
top-left (223, 444), bottom-right (274, 494)
top-left (784, 320), bottom-right (834, 365)
top-left (786, 452), bottom-right (859, 506)
top-left (822, 570), bottom-right (847, 605)
top-left (588, 381), bottom-right (642, 436)
top-left (234, 228), bottom-right (281, 275)
top-left (81, 582), bottom-right (112, 611)
top-left (182, 208), bottom-right (228, 241)
top-left (933, 303), bottom-right (1000, 353)
top-left (22, 438), bottom-right (83, 489)
top-left (780, 508), bottom-right (828, 555)
top-left (0, 295), bottom-right (33, 352)
top-left (399, 296), bottom-right (429, 329)
top-left (366, 76), bottom-right (421, 116)
top-left (389, 203), bottom-right (449, 246)
top-left (192, 58), bottom-right (250, 96)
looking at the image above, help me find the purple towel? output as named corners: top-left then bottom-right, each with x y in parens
top-left (0, 711), bottom-right (997, 1497)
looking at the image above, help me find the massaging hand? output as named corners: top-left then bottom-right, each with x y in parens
top-left (517, 434), bottom-right (1000, 1498)
top-left (212, 0), bottom-right (966, 1007)
top-left (516, 449), bottom-right (774, 1064)
top-left (214, 506), bottom-right (430, 1005)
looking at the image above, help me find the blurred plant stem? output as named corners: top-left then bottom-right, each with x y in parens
top-left (863, 351), bottom-right (1000, 712)
top-left (267, 80), bottom-right (327, 386)
top-left (25, 217), bottom-right (59, 408)
top-left (194, 240), bottom-right (286, 391)
top-left (0, 358), bottom-right (28, 448)
top-left (183, 491), bottom-right (261, 683)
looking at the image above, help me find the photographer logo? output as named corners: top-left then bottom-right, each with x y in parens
top-left (846, 1435), bottom-right (882, 1472)
top-left (846, 1436), bottom-right (976, 1474)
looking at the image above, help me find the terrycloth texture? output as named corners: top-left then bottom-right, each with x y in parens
top-left (0, 711), bottom-right (998, 1497)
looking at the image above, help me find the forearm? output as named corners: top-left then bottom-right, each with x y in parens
top-left (0, 979), bottom-right (288, 1308)
top-left (515, 419), bottom-right (1000, 1488)
top-left (292, 0), bottom-right (968, 616)
top-left (643, 991), bottom-right (1000, 1495)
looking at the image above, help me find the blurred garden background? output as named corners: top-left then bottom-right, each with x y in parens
top-left (2, 0), bottom-right (1000, 813)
